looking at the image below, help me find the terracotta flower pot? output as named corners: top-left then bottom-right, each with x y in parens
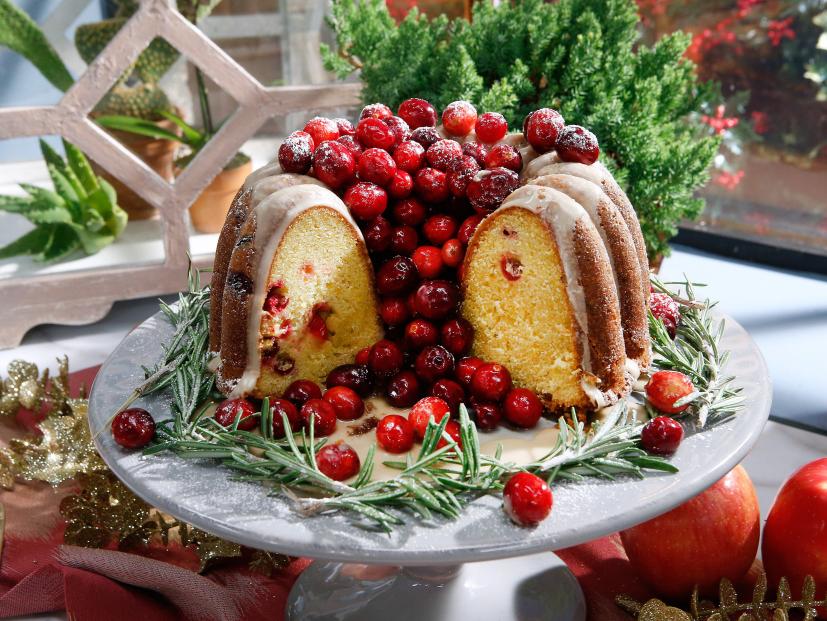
top-left (189, 159), bottom-right (253, 234)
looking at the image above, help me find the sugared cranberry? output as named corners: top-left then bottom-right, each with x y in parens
top-left (363, 215), bottom-right (392, 252)
top-left (441, 239), bottom-right (464, 268)
top-left (414, 345), bottom-right (455, 383)
top-left (393, 140), bottom-right (425, 173)
top-left (390, 225), bottom-right (418, 255)
top-left (471, 363), bottom-right (512, 401)
top-left (503, 388), bottom-right (543, 428)
top-left (641, 416), bottom-right (684, 455)
top-left (423, 214), bottom-right (458, 245)
top-left (323, 386), bottom-right (364, 421)
top-left (501, 254), bottom-right (523, 281)
top-left (376, 256), bottom-right (419, 295)
top-left (455, 356), bottom-right (484, 388)
top-left (650, 292), bottom-right (681, 339)
top-left (385, 370), bottom-right (421, 407)
top-left (503, 472), bottom-right (553, 526)
top-left (462, 142), bottom-right (489, 166)
top-left (112, 408), bottom-right (156, 448)
top-left (441, 318), bottom-right (474, 356)
top-left (312, 140), bottom-right (356, 189)
top-left (316, 442), bottom-right (360, 480)
top-left (524, 108), bottom-right (565, 154)
top-left (556, 125), bottom-right (600, 164)
top-left (414, 167), bottom-right (449, 203)
top-left (335, 117), bottom-right (356, 136)
top-left (412, 245), bottom-right (443, 278)
top-left (404, 318), bottom-right (440, 350)
top-left (388, 169), bottom-right (413, 199)
top-left (413, 280), bottom-right (459, 320)
top-left (447, 155), bottom-right (481, 197)
top-left (283, 379), bottom-right (322, 407)
top-left (410, 126), bottom-right (441, 149)
top-left (376, 414), bottom-right (414, 453)
top-left (303, 116), bottom-right (339, 146)
top-left (431, 378), bottom-right (465, 414)
top-left (466, 167), bottom-right (519, 213)
top-left (270, 398), bottom-right (301, 438)
top-left (470, 398), bottom-right (502, 431)
top-left (383, 115), bottom-right (411, 146)
top-left (326, 364), bottom-right (374, 397)
top-left (368, 339), bottom-right (404, 377)
top-left (357, 118), bottom-right (396, 151)
top-left (300, 398), bottom-right (337, 436)
top-left (359, 103), bottom-right (393, 121)
top-left (426, 139), bottom-right (463, 171)
top-left (337, 134), bottom-right (363, 160)
top-left (344, 182), bottom-right (387, 220)
top-left (475, 112), bottom-right (508, 143)
top-left (355, 346), bottom-right (371, 366)
top-left (278, 131), bottom-right (315, 173)
top-left (408, 396), bottom-right (451, 440)
top-left (485, 143), bottom-right (522, 172)
top-left (358, 148), bottom-right (397, 186)
top-left (442, 101), bottom-right (477, 136)
top-left (391, 197), bottom-right (428, 226)
top-left (458, 214), bottom-right (484, 244)
top-left (645, 371), bottom-right (695, 414)
top-left (398, 98), bottom-right (438, 129)
top-left (379, 296), bottom-right (410, 326)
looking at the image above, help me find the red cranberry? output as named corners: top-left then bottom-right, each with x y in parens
top-left (524, 108), bottom-right (565, 154)
top-left (316, 442), bottom-right (360, 480)
top-left (475, 112), bottom-right (508, 143)
top-left (355, 346), bottom-right (371, 366)
top-left (368, 339), bottom-right (404, 377)
top-left (645, 371), bottom-right (695, 414)
top-left (484, 143), bottom-right (522, 172)
top-left (376, 415), bottom-right (415, 453)
top-left (442, 100), bottom-right (477, 136)
top-left (379, 296), bottom-right (410, 326)
top-left (408, 396), bottom-right (451, 440)
top-left (471, 363), bottom-right (512, 401)
top-left (385, 370), bottom-right (421, 407)
top-left (413, 280), bottom-right (459, 320)
top-left (556, 125), bottom-right (600, 165)
top-left (470, 398), bottom-right (502, 431)
top-left (431, 378), bottom-right (465, 414)
top-left (312, 140), bottom-right (356, 189)
top-left (323, 386), bottom-right (364, 421)
top-left (455, 356), bottom-right (484, 388)
top-left (356, 118), bottom-right (396, 150)
top-left (441, 239), bottom-right (464, 268)
top-left (263, 282), bottom-right (288, 314)
top-left (214, 398), bottom-right (258, 430)
top-left (447, 155), bottom-right (481, 197)
top-left (650, 292), bottom-right (681, 339)
top-left (112, 408), bottom-right (156, 448)
top-left (300, 398), bottom-right (337, 436)
top-left (337, 134), bottom-right (363, 160)
top-left (335, 117), bottom-right (356, 136)
top-left (388, 169), bottom-right (413, 199)
top-left (270, 398), bottom-right (301, 438)
top-left (393, 140), bottom-right (425, 173)
top-left (359, 103), bottom-right (393, 121)
top-left (411, 126), bottom-right (441, 149)
top-left (411, 245), bottom-right (443, 278)
top-left (326, 364), bottom-right (374, 397)
top-left (437, 419), bottom-right (463, 449)
top-left (358, 148), bottom-right (397, 186)
top-left (283, 379), bottom-right (323, 407)
top-left (441, 318), bottom-right (474, 356)
top-left (363, 215), bottom-right (392, 252)
top-left (503, 472), bottom-right (553, 526)
top-left (391, 197), bottom-right (428, 226)
top-left (376, 256), bottom-right (419, 295)
top-left (414, 345), bottom-right (455, 383)
top-left (466, 167), bottom-right (519, 213)
top-left (503, 388), bottom-right (543, 428)
top-left (398, 98), bottom-right (437, 129)
top-left (307, 302), bottom-right (332, 341)
top-left (458, 214), bottom-right (484, 244)
top-left (641, 416), bottom-right (685, 455)
top-left (383, 115), bottom-right (411, 146)
top-left (501, 254), bottom-right (523, 281)
top-left (278, 131), bottom-right (315, 173)
top-left (344, 182), bottom-right (387, 220)
top-left (462, 142), bottom-right (489, 166)
top-left (404, 318), bottom-right (440, 350)
top-left (423, 214), bottom-right (458, 245)
top-left (303, 116), bottom-right (339, 145)
top-left (414, 168), bottom-right (449, 203)
top-left (426, 139), bottom-right (463, 171)
top-left (390, 225), bottom-right (419, 255)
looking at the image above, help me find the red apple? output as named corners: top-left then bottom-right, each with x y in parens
top-left (763, 458), bottom-right (827, 610)
top-left (620, 465), bottom-right (760, 598)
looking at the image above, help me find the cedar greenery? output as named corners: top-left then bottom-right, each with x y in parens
top-left (320, 0), bottom-right (721, 260)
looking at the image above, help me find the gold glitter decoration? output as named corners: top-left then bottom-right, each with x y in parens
top-left (248, 550), bottom-right (293, 576)
top-left (0, 357), bottom-right (81, 418)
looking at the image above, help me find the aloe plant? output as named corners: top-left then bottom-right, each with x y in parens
top-left (0, 140), bottom-right (127, 262)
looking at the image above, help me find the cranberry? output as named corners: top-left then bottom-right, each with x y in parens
top-left (501, 254), bottom-right (523, 281)
top-left (441, 239), bottom-right (464, 268)
top-left (398, 98), bottom-right (438, 129)
top-left (307, 302), bottom-right (332, 341)
top-left (441, 318), bottom-right (474, 356)
top-left (301, 398), bottom-right (337, 436)
top-left (457, 215), bottom-right (484, 244)
top-left (645, 370), bottom-right (695, 414)
top-left (356, 118), bottom-right (396, 151)
top-left (385, 370), bottom-right (421, 407)
top-left (376, 256), bottom-right (418, 295)
top-left (379, 296), bottom-right (410, 326)
top-left (423, 214), bottom-right (458, 245)
top-left (337, 134), bottom-right (363, 160)
top-left (388, 169), bottom-right (413, 199)
top-left (263, 282), bottom-right (288, 314)
top-left (414, 345), bottom-right (455, 383)
top-left (404, 318), bottom-right (440, 350)
top-left (503, 388), bottom-right (543, 428)
top-left (323, 386), bottom-right (365, 421)
top-left (363, 215), bottom-right (392, 252)
top-left (466, 167), bottom-right (519, 213)
top-left (455, 356), bottom-right (484, 387)
top-left (383, 115), bottom-right (411, 146)
top-left (470, 398), bottom-right (502, 431)
top-left (442, 101), bottom-right (477, 136)
top-left (556, 125), bottom-right (600, 164)
top-left (355, 346), bottom-right (371, 366)
top-left (326, 364), bottom-right (374, 397)
top-left (650, 292), bottom-right (681, 339)
top-left (270, 398), bottom-right (301, 438)
top-left (414, 167), bottom-right (449, 203)
top-left (278, 131), bottom-right (315, 173)
top-left (368, 339), bottom-right (404, 377)
top-left (413, 280), bottom-right (459, 320)
top-left (462, 142), bottom-right (489, 166)
top-left (374, 414), bottom-right (413, 453)
top-left (485, 144), bottom-right (522, 172)
top-left (391, 198), bottom-right (428, 226)
top-left (344, 182), bottom-right (387, 220)
top-left (411, 126), bottom-right (441, 149)
top-left (358, 148), bottom-right (397, 186)
top-left (431, 378), bottom-right (465, 414)
top-left (316, 442), bottom-right (361, 480)
top-left (475, 112), bottom-right (508, 143)
top-left (312, 140), bottom-right (356, 189)
top-left (412, 245), bottom-right (443, 278)
top-left (408, 396), bottom-right (451, 440)
top-left (390, 225), bottom-right (418, 255)
top-left (214, 398), bottom-right (258, 430)
top-left (426, 139), bottom-right (463, 171)
top-left (335, 117), bottom-right (356, 136)
top-left (112, 408), bottom-right (156, 448)
top-left (524, 108), bottom-right (565, 154)
top-left (471, 363), bottom-right (512, 401)
top-left (303, 116), bottom-right (339, 145)
top-left (359, 103), bottom-right (393, 121)
top-left (503, 472), bottom-right (553, 526)
top-left (393, 140), bottom-right (425, 173)
top-left (641, 416), bottom-right (685, 455)
top-left (283, 379), bottom-right (322, 407)
top-left (447, 155), bottom-right (481, 197)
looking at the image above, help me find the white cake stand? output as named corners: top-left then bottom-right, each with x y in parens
top-left (87, 310), bottom-right (771, 621)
